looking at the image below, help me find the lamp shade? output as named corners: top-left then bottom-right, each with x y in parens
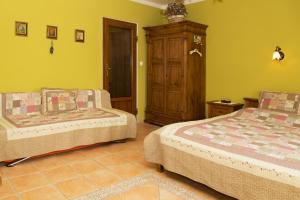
top-left (272, 46), bottom-right (284, 61)
top-left (272, 51), bottom-right (281, 60)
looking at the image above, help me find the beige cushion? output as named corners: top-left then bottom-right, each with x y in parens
top-left (76, 90), bottom-right (96, 110)
top-left (41, 88), bottom-right (77, 114)
top-left (2, 92), bottom-right (41, 116)
top-left (259, 91), bottom-right (300, 114)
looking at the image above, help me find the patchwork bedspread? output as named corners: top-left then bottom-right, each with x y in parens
top-left (4, 109), bottom-right (118, 128)
top-left (0, 108), bottom-right (127, 140)
top-left (160, 108), bottom-right (300, 187)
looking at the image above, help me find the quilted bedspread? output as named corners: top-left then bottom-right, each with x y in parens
top-left (3, 109), bottom-right (118, 128)
top-left (0, 108), bottom-right (127, 141)
top-left (159, 108), bottom-right (300, 187)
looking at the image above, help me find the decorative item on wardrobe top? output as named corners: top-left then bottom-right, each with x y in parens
top-left (162, 0), bottom-right (187, 23)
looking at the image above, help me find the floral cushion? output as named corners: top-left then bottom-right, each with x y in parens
top-left (259, 91), bottom-right (300, 114)
top-left (41, 88), bottom-right (77, 114)
top-left (76, 90), bottom-right (95, 110)
top-left (2, 93), bottom-right (41, 116)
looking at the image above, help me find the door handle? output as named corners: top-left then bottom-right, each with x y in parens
top-left (106, 66), bottom-right (112, 77)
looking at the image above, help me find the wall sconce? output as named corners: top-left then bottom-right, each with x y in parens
top-left (272, 46), bottom-right (284, 61)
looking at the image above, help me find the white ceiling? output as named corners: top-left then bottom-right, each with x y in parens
top-left (131, 0), bottom-right (203, 9)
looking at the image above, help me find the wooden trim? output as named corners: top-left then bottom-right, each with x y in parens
top-left (103, 18), bottom-right (137, 115)
top-left (243, 97), bottom-right (259, 108)
top-left (111, 97), bottom-right (132, 102)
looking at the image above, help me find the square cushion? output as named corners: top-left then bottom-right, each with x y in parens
top-left (259, 91), bottom-right (300, 114)
top-left (41, 88), bottom-right (77, 114)
top-left (76, 90), bottom-right (96, 110)
top-left (2, 93), bottom-right (41, 116)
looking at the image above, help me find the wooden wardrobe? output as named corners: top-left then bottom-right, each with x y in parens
top-left (144, 21), bottom-right (207, 125)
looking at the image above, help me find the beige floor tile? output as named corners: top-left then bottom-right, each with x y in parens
top-left (56, 177), bottom-right (96, 198)
top-left (42, 165), bottom-right (78, 183)
top-left (56, 151), bottom-right (87, 164)
top-left (85, 169), bottom-right (121, 188)
top-left (70, 160), bottom-right (105, 175)
top-left (9, 173), bottom-right (49, 193)
top-left (159, 188), bottom-right (182, 200)
top-left (109, 163), bottom-right (144, 179)
top-left (0, 196), bottom-right (20, 200)
top-left (78, 146), bottom-right (111, 159)
top-left (94, 154), bottom-right (129, 167)
top-left (122, 184), bottom-right (159, 200)
top-left (29, 156), bottom-right (65, 171)
top-left (104, 143), bottom-right (129, 153)
top-left (119, 150), bottom-right (143, 162)
top-left (104, 195), bottom-right (123, 200)
top-left (20, 186), bottom-right (65, 200)
top-left (0, 179), bottom-right (14, 199)
top-left (1, 164), bottom-right (37, 178)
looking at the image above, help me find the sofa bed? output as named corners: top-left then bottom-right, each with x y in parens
top-left (144, 91), bottom-right (300, 200)
top-left (0, 88), bottom-right (136, 163)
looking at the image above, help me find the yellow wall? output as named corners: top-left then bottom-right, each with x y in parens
top-left (0, 0), bottom-right (162, 120)
top-left (186, 0), bottom-right (300, 103)
top-left (3, 0), bottom-right (299, 120)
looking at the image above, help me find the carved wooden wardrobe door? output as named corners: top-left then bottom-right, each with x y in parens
top-left (144, 21), bottom-right (207, 125)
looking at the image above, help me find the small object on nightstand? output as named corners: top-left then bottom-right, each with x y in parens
top-left (207, 100), bottom-right (244, 118)
top-left (221, 98), bottom-right (231, 103)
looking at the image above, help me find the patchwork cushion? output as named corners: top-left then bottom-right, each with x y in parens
top-left (76, 90), bottom-right (96, 110)
top-left (2, 93), bottom-right (41, 116)
top-left (41, 88), bottom-right (77, 114)
top-left (259, 91), bottom-right (300, 114)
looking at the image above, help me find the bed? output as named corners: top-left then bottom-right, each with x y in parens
top-left (144, 91), bottom-right (300, 200)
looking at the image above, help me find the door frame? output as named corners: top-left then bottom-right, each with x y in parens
top-left (103, 17), bottom-right (137, 115)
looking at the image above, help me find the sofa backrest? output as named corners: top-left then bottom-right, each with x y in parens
top-left (0, 89), bottom-right (112, 117)
top-left (76, 89), bottom-right (96, 110)
top-left (94, 89), bottom-right (112, 109)
top-left (2, 92), bottom-right (42, 116)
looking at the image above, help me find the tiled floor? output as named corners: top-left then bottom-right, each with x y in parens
top-left (0, 123), bottom-right (234, 200)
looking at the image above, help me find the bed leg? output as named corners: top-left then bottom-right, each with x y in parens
top-left (5, 157), bottom-right (31, 167)
top-left (113, 139), bottom-right (127, 143)
top-left (157, 164), bottom-right (164, 172)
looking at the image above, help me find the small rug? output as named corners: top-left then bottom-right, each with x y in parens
top-left (74, 173), bottom-right (203, 200)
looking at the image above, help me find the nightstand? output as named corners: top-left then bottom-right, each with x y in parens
top-left (207, 101), bottom-right (244, 118)
top-left (243, 97), bottom-right (259, 108)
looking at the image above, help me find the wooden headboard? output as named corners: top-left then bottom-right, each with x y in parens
top-left (243, 97), bottom-right (259, 108)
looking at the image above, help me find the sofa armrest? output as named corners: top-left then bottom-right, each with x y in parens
top-left (101, 90), bottom-right (112, 109)
top-left (95, 90), bottom-right (112, 109)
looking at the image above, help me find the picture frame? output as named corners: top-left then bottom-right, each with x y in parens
top-left (47, 25), bottom-right (57, 39)
top-left (75, 29), bottom-right (85, 42)
top-left (15, 21), bottom-right (28, 36)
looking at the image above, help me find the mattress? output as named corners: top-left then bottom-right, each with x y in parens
top-left (144, 108), bottom-right (300, 200)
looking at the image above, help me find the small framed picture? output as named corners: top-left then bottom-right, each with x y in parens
top-left (47, 25), bottom-right (57, 39)
top-left (15, 21), bottom-right (28, 36)
top-left (75, 29), bottom-right (85, 42)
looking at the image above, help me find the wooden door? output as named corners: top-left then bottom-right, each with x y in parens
top-left (103, 18), bottom-right (137, 115)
